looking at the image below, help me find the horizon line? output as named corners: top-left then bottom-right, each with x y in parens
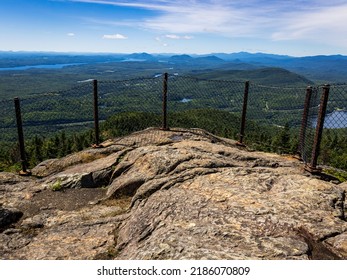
top-left (1, 50), bottom-right (347, 58)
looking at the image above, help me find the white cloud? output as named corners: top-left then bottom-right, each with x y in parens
top-left (271, 4), bottom-right (347, 44)
top-left (71, 0), bottom-right (347, 49)
top-left (67, 33), bottom-right (75, 36)
top-left (102, 34), bottom-right (128, 39)
top-left (163, 34), bottom-right (193, 40)
top-left (165, 34), bottom-right (180, 39)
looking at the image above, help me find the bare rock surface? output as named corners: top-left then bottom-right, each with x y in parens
top-left (0, 128), bottom-right (346, 259)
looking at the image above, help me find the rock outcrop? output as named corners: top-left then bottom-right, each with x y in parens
top-left (0, 128), bottom-right (346, 260)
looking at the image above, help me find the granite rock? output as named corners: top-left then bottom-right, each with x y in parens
top-left (0, 128), bottom-right (346, 260)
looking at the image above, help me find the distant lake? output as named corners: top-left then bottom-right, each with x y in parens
top-left (0, 63), bottom-right (85, 71)
top-left (311, 110), bottom-right (347, 128)
top-left (180, 98), bottom-right (193, 103)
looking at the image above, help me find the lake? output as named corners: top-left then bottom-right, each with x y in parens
top-left (311, 110), bottom-right (347, 128)
top-left (0, 63), bottom-right (85, 71)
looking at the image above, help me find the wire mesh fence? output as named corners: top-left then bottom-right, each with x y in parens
top-left (0, 75), bottom-right (346, 173)
top-left (98, 77), bottom-right (163, 116)
top-left (166, 75), bottom-right (245, 113)
top-left (244, 83), bottom-right (307, 154)
top-left (165, 76), bottom-right (245, 137)
top-left (317, 84), bottom-right (347, 170)
top-left (19, 83), bottom-right (94, 139)
top-left (0, 98), bottom-right (17, 142)
top-left (0, 82), bottom-right (95, 170)
top-left (97, 77), bottom-right (163, 138)
top-left (324, 84), bottom-right (347, 128)
top-left (0, 98), bottom-right (18, 170)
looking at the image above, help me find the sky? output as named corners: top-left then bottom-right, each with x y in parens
top-left (1, 0), bottom-right (347, 56)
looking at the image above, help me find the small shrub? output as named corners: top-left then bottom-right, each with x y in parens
top-left (51, 179), bottom-right (63, 191)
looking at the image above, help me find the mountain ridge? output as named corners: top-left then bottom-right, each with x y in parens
top-left (1, 51), bottom-right (346, 83)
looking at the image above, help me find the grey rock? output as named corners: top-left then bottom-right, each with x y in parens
top-left (0, 128), bottom-right (346, 260)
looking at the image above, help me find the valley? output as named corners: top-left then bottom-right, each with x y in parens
top-left (0, 51), bottom-right (346, 175)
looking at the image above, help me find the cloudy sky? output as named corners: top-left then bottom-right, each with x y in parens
top-left (1, 0), bottom-right (347, 56)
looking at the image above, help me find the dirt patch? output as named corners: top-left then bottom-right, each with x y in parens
top-left (18, 188), bottom-right (107, 218)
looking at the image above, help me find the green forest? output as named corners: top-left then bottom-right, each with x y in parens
top-left (0, 54), bottom-right (346, 180)
top-left (1, 109), bottom-right (346, 182)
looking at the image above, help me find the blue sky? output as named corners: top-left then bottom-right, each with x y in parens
top-left (1, 0), bottom-right (347, 56)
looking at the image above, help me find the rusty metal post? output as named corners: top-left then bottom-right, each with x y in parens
top-left (237, 81), bottom-right (250, 146)
top-left (162, 73), bottom-right (168, 130)
top-left (93, 79), bottom-right (100, 147)
top-left (14, 97), bottom-right (30, 175)
top-left (297, 86), bottom-right (313, 159)
top-left (306, 84), bottom-right (330, 173)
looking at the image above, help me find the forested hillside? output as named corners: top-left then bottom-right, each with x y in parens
top-left (0, 52), bottom-right (346, 179)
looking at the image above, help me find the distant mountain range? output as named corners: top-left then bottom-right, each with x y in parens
top-left (1, 51), bottom-right (347, 83)
top-left (128, 52), bottom-right (347, 83)
top-left (119, 52), bottom-right (347, 83)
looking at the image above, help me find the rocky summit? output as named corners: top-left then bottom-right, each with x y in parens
top-left (0, 128), bottom-right (346, 260)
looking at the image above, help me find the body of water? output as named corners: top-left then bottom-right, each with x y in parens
top-left (0, 63), bottom-right (85, 71)
top-left (180, 98), bottom-right (193, 103)
top-left (311, 110), bottom-right (347, 128)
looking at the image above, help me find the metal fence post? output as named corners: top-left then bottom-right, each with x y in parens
top-left (14, 97), bottom-right (30, 175)
top-left (93, 79), bottom-right (101, 147)
top-left (306, 84), bottom-right (330, 173)
top-left (162, 73), bottom-right (168, 130)
top-left (297, 86), bottom-right (313, 159)
top-left (237, 81), bottom-right (250, 146)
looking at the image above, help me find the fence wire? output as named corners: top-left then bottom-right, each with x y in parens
top-left (0, 99), bottom-right (18, 169)
top-left (166, 75), bottom-right (245, 112)
top-left (244, 83), bottom-right (307, 154)
top-left (0, 75), bottom-right (346, 172)
top-left (0, 99), bottom-right (17, 142)
top-left (165, 75), bottom-right (245, 137)
top-left (318, 84), bottom-right (347, 170)
top-left (98, 77), bottom-right (162, 115)
top-left (98, 77), bottom-right (163, 139)
top-left (325, 84), bottom-right (347, 128)
top-left (19, 83), bottom-right (93, 139)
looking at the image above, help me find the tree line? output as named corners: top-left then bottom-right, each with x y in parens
top-left (0, 109), bottom-right (346, 181)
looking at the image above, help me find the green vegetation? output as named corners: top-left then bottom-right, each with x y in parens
top-left (0, 130), bottom-right (95, 172)
top-left (101, 109), bottom-right (300, 156)
top-left (51, 179), bottom-right (63, 192)
top-left (320, 128), bottom-right (347, 170)
top-left (323, 168), bottom-right (347, 183)
top-left (190, 68), bottom-right (312, 87)
top-left (0, 109), bottom-right (346, 174)
top-left (0, 53), bottom-right (346, 174)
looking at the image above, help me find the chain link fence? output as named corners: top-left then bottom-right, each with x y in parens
top-left (244, 84), bottom-right (307, 154)
top-left (19, 83), bottom-right (93, 138)
top-left (0, 99), bottom-right (17, 170)
top-left (318, 84), bottom-right (347, 171)
top-left (0, 83), bottom-right (95, 170)
top-left (98, 77), bottom-right (163, 139)
top-left (325, 84), bottom-right (347, 128)
top-left (0, 98), bottom-right (17, 142)
top-left (165, 76), bottom-right (245, 137)
top-left (0, 75), bottom-right (346, 173)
